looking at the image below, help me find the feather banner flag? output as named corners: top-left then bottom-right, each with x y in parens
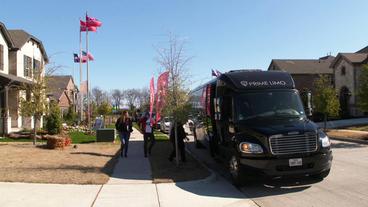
top-left (149, 76), bottom-right (155, 125)
top-left (155, 71), bottom-right (169, 122)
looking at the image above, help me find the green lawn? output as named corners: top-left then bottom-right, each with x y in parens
top-left (348, 125), bottom-right (368, 132)
top-left (0, 137), bottom-right (46, 143)
top-left (133, 122), bottom-right (169, 141)
top-left (69, 131), bottom-right (96, 144)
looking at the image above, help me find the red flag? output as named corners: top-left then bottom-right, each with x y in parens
top-left (155, 71), bottom-right (169, 122)
top-left (149, 76), bottom-right (155, 124)
top-left (80, 25), bottom-right (97, 32)
top-left (86, 15), bottom-right (102, 27)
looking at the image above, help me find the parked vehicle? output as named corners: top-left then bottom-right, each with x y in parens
top-left (190, 70), bottom-right (333, 186)
top-left (160, 117), bottom-right (172, 133)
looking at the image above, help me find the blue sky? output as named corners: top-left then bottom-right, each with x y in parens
top-left (1, 0), bottom-right (368, 91)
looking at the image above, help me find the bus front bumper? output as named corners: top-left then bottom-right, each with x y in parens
top-left (239, 150), bottom-right (332, 177)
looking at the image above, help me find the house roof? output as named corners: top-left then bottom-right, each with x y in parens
top-left (8, 29), bottom-right (49, 63)
top-left (330, 53), bottom-right (368, 68)
top-left (356, 46), bottom-right (368, 53)
top-left (0, 22), bottom-right (15, 48)
top-left (0, 72), bottom-right (33, 86)
top-left (46, 75), bottom-right (76, 101)
top-left (269, 56), bottom-right (335, 74)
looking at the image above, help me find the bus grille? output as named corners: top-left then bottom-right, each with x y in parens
top-left (269, 133), bottom-right (318, 155)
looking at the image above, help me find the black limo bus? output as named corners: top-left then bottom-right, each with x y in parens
top-left (190, 70), bottom-right (333, 186)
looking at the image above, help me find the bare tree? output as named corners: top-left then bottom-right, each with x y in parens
top-left (155, 34), bottom-right (192, 165)
top-left (111, 89), bottom-right (124, 110)
top-left (92, 87), bottom-right (104, 107)
top-left (125, 88), bottom-right (140, 110)
top-left (137, 87), bottom-right (150, 110)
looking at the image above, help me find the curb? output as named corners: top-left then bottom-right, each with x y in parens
top-left (181, 146), bottom-right (217, 184)
top-left (331, 137), bottom-right (368, 145)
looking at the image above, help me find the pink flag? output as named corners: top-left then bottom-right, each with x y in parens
top-left (80, 25), bottom-right (97, 32)
top-left (86, 15), bottom-right (102, 27)
top-left (155, 71), bottom-right (169, 122)
top-left (149, 77), bottom-right (155, 124)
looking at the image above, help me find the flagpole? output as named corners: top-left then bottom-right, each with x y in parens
top-left (79, 21), bottom-right (84, 124)
top-left (86, 12), bottom-right (91, 130)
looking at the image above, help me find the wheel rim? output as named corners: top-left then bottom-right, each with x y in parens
top-left (230, 156), bottom-right (239, 178)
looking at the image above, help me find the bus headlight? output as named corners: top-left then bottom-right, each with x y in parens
top-left (318, 130), bottom-right (331, 148)
top-left (239, 142), bottom-right (263, 154)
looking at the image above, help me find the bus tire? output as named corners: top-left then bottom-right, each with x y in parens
top-left (229, 155), bottom-right (246, 187)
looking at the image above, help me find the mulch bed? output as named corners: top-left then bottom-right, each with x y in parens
top-left (327, 129), bottom-right (368, 140)
top-left (0, 142), bottom-right (120, 184)
top-left (149, 140), bottom-right (210, 183)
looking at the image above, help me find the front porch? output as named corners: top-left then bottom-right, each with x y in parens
top-left (0, 72), bottom-right (34, 136)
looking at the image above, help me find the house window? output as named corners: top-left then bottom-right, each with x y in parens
top-left (341, 66), bottom-right (346, 76)
top-left (24, 55), bottom-right (32, 77)
top-left (33, 59), bottom-right (41, 76)
top-left (0, 44), bottom-right (3, 71)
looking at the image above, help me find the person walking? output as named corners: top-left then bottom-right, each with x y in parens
top-left (115, 111), bottom-right (133, 157)
top-left (139, 112), bottom-right (155, 157)
top-left (169, 122), bottom-right (187, 162)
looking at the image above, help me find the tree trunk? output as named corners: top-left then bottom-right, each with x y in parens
top-left (33, 117), bottom-right (37, 145)
top-left (323, 113), bottom-right (327, 131)
top-left (175, 121), bottom-right (179, 166)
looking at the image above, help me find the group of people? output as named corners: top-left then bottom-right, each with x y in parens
top-left (115, 111), bottom-right (187, 162)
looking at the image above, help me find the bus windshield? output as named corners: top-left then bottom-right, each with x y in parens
top-left (235, 90), bottom-right (306, 121)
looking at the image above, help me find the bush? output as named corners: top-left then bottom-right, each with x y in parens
top-left (46, 102), bottom-right (62, 135)
top-left (64, 105), bottom-right (78, 126)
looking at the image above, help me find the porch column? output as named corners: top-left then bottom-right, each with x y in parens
top-left (4, 86), bottom-right (9, 135)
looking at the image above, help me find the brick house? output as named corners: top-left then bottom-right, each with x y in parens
top-left (0, 22), bottom-right (48, 135)
top-left (268, 56), bottom-right (335, 94)
top-left (47, 75), bottom-right (78, 115)
top-left (330, 48), bottom-right (368, 117)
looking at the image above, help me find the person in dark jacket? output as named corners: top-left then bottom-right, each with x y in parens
top-left (169, 122), bottom-right (187, 162)
top-left (115, 111), bottom-right (133, 157)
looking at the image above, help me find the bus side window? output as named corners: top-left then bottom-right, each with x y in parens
top-left (222, 96), bottom-right (233, 120)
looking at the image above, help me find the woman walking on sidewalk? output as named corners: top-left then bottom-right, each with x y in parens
top-left (115, 111), bottom-right (133, 157)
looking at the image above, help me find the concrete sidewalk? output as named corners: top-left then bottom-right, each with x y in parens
top-left (94, 128), bottom-right (256, 207)
top-left (316, 117), bottom-right (368, 129)
top-left (0, 128), bottom-right (257, 207)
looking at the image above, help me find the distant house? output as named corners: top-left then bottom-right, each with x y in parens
top-left (47, 75), bottom-right (78, 115)
top-left (268, 56), bottom-right (335, 94)
top-left (0, 22), bottom-right (48, 135)
top-left (330, 49), bottom-right (368, 117)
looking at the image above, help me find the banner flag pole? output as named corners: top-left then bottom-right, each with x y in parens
top-left (86, 11), bottom-right (91, 130)
top-left (79, 18), bottom-right (84, 123)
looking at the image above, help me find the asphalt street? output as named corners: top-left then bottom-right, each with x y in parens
top-left (186, 137), bottom-right (368, 207)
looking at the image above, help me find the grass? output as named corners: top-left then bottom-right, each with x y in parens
top-left (69, 131), bottom-right (96, 144)
top-left (133, 122), bottom-right (169, 141)
top-left (347, 125), bottom-right (368, 132)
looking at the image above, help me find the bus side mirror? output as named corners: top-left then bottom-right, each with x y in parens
top-left (306, 91), bottom-right (313, 117)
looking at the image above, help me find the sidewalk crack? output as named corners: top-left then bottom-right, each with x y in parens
top-left (91, 184), bottom-right (104, 207)
top-left (155, 184), bottom-right (161, 207)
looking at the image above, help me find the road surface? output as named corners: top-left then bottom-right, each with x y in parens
top-left (186, 137), bottom-right (368, 207)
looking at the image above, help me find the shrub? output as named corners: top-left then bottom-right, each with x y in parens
top-left (46, 102), bottom-right (62, 135)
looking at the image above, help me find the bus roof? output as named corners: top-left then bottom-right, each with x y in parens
top-left (191, 70), bottom-right (295, 92)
